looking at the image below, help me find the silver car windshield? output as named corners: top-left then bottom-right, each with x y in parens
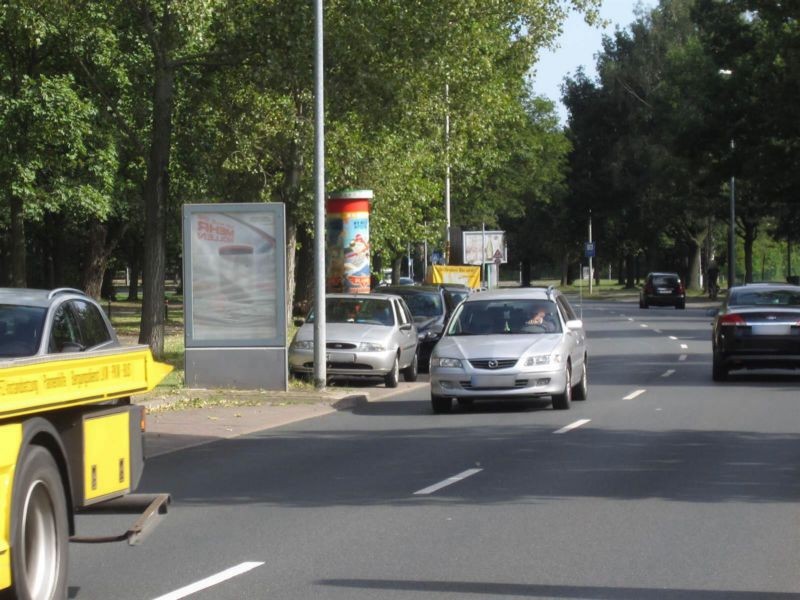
top-left (307, 298), bottom-right (395, 326)
top-left (446, 300), bottom-right (561, 335)
top-left (0, 305), bottom-right (47, 358)
top-left (729, 289), bottom-right (800, 306)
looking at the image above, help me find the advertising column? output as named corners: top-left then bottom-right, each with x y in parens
top-left (326, 190), bottom-right (373, 293)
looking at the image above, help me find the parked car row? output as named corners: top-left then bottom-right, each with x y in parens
top-left (289, 284), bottom-right (589, 414)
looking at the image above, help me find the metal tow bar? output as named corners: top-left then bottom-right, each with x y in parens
top-left (70, 493), bottom-right (171, 546)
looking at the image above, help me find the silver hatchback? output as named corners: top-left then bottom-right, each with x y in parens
top-left (289, 293), bottom-right (419, 387)
top-left (429, 287), bottom-right (588, 413)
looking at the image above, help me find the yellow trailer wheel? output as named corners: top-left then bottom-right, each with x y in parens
top-left (7, 446), bottom-right (68, 600)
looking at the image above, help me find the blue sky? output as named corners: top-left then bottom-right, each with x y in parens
top-left (531, 0), bottom-right (655, 124)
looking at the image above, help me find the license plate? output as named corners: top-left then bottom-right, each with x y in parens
top-left (471, 374), bottom-right (516, 388)
top-left (326, 352), bottom-right (355, 363)
top-left (657, 288), bottom-right (671, 294)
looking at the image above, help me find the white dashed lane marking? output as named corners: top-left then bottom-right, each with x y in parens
top-left (679, 354), bottom-right (687, 361)
top-left (680, 344), bottom-right (688, 349)
top-left (152, 562), bottom-right (265, 600)
top-left (669, 336), bottom-right (678, 340)
top-left (414, 468), bottom-right (483, 495)
top-left (553, 419), bottom-right (591, 434)
top-left (623, 389), bottom-right (647, 401)
top-left (661, 369), bottom-right (676, 378)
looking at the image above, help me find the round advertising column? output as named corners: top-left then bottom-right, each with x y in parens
top-left (326, 190), bottom-right (373, 293)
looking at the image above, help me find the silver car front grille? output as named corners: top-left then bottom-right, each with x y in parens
top-left (468, 359), bottom-right (518, 370)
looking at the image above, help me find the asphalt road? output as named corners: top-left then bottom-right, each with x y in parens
top-left (70, 299), bottom-right (800, 599)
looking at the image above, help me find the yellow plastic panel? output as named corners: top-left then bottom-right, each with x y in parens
top-left (0, 347), bottom-right (172, 419)
top-left (0, 423), bottom-right (22, 590)
top-left (83, 412), bottom-right (130, 501)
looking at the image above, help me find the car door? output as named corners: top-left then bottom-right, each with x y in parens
top-left (394, 298), bottom-right (417, 367)
top-left (557, 296), bottom-right (586, 369)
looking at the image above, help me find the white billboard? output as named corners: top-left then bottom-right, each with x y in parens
top-left (462, 230), bottom-right (507, 265)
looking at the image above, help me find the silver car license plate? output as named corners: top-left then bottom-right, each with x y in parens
top-left (326, 352), bottom-right (355, 363)
top-left (471, 374), bottom-right (516, 388)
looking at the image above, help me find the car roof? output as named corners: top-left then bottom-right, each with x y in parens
top-left (463, 287), bottom-right (556, 302)
top-left (730, 283), bottom-right (800, 291)
top-left (648, 272), bottom-right (680, 277)
top-left (378, 285), bottom-right (442, 294)
top-left (0, 287), bottom-right (88, 309)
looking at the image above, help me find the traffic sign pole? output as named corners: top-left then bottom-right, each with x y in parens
top-left (588, 211), bottom-right (593, 295)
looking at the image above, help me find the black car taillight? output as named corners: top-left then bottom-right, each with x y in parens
top-left (719, 313), bottom-right (747, 326)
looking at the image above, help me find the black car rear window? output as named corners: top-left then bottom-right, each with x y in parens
top-left (0, 305), bottom-right (47, 358)
top-left (390, 291), bottom-right (443, 317)
top-left (729, 289), bottom-right (800, 306)
top-left (652, 275), bottom-right (679, 286)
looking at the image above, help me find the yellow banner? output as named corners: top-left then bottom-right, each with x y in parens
top-left (427, 265), bottom-right (481, 289)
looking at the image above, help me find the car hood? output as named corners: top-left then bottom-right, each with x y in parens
top-left (434, 334), bottom-right (562, 359)
top-left (294, 322), bottom-right (393, 344)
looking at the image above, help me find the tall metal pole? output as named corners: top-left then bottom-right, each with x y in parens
top-left (588, 210), bottom-right (593, 295)
top-left (481, 222), bottom-right (486, 288)
top-left (312, 0), bottom-right (326, 389)
top-left (444, 82), bottom-right (451, 264)
top-left (728, 138), bottom-right (735, 289)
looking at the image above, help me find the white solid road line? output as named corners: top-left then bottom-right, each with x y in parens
top-left (553, 419), bottom-right (591, 434)
top-left (661, 369), bottom-right (676, 378)
top-left (623, 389), bottom-right (646, 401)
top-left (679, 354), bottom-right (687, 361)
top-left (414, 468), bottom-right (483, 495)
top-left (152, 562), bottom-right (265, 600)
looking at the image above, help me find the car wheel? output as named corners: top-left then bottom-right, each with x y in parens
top-left (384, 355), bottom-right (400, 388)
top-left (431, 394), bottom-right (452, 414)
top-left (572, 359), bottom-right (588, 401)
top-left (7, 445), bottom-right (69, 600)
top-left (402, 352), bottom-right (418, 382)
top-left (712, 351), bottom-right (728, 382)
top-left (676, 301), bottom-right (686, 309)
top-left (551, 364), bottom-right (572, 410)
top-left (641, 299), bottom-right (649, 309)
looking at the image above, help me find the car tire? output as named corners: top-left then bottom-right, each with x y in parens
top-left (384, 355), bottom-right (399, 388)
top-left (431, 394), bottom-right (452, 414)
top-left (551, 364), bottom-right (572, 410)
top-left (402, 352), bottom-right (418, 382)
top-left (676, 301), bottom-right (686, 309)
top-left (641, 299), bottom-right (649, 309)
top-left (7, 445), bottom-right (69, 600)
top-left (572, 359), bottom-right (588, 401)
top-left (712, 351), bottom-right (728, 382)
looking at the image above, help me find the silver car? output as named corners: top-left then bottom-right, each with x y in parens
top-left (429, 287), bottom-right (588, 413)
top-left (289, 293), bottom-right (419, 387)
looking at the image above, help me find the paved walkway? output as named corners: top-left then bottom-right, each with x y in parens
top-left (134, 382), bottom-right (429, 458)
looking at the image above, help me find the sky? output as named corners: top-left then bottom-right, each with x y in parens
top-left (531, 0), bottom-right (655, 125)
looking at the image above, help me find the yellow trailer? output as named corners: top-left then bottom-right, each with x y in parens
top-left (0, 345), bottom-right (172, 599)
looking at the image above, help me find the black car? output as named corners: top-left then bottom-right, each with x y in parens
top-left (640, 272), bottom-right (686, 309)
top-left (375, 285), bottom-right (464, 371)
top-left (711, 283), bottom-right (800, 381)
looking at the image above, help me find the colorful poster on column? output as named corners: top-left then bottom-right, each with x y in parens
top-left (327, 191), bottom-right (373, 293)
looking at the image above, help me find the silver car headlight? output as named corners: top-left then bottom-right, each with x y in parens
top-left (293, 340), bottom-right (314, 350)
top-left (524, 353), bottom-right (561, 366)
top-left (431, 357), bottom-right (463, 368)
top-left (358, 342), bottom-right (385, 352)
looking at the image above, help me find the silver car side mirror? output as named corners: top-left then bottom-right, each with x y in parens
top-left (565, 319), bottom-right (583, 330)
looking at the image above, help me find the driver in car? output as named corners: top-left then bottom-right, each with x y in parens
top-left (526, 308), bottom-right (557, 332)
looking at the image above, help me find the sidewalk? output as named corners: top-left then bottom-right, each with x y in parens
top-left (133, 382), bottom-right (427, 458)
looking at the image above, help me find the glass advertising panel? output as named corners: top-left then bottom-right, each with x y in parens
top-left (183, 204), bottom-right (286, 347)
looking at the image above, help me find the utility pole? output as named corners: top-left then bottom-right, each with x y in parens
top-left (444, 82), bottom-right (451, 264)
top-left (729, 139), bottom-right (736, 288)
top-left (312, 0), bottom-right (326, 389)
top-left (588, 210), bottom-right (593, 295)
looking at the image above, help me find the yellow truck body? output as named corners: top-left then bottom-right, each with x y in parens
top-left (0, 345), bottom-right (172, 595)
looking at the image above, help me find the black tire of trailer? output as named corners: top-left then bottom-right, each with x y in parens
top-left (2, 445), bottom-right (68, 600)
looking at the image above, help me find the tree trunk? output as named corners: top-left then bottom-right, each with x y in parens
top-left (687, 238), bottom-right (703, 291)
top-left (521, 261), bottom-right (531, 287)
top-left (294, 226), bottom-right (314, 316)
top-left (392, 256), bottom-right (402, 285)
top-left (139, 63), bottom-right (175, 358)
top-left (82, 220), bottom-right (110, 299)
top-left (742, 220), bottom-right (757, 284)
top-left (9, 196), bottom-right (26, 287)
top-left (127, 258), bottom-right (140, 302)
top-left (617, 255), bottom-right (625, 285)
top-left (625, 253), bottom-right (635, 289)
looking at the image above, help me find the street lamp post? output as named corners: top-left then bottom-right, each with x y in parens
top-left (728, 139), bottom-right (735, 288)
top-left (719, 69), bottom-right (735, 289)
